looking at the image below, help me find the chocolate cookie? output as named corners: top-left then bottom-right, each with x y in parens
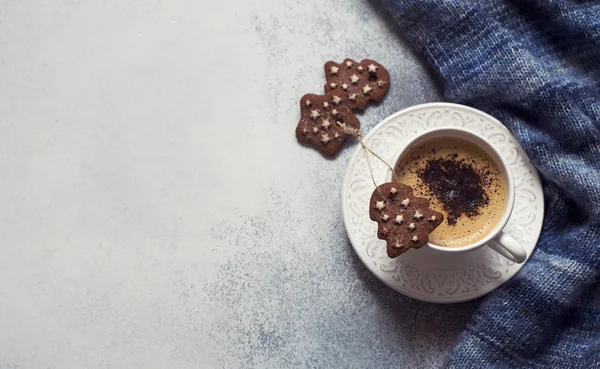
top-left (369, 182), bottom-right (444, 258)
top-left (324, 59), bottom-right (390, 111)
top-left (295, 91), bottom-right (360, 156)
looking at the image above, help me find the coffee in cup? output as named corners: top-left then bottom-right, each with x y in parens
top-left (395, 136), bottom-right (507, 248)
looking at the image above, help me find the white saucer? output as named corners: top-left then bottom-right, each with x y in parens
top-left (342, 103), bottom-right (544, 303)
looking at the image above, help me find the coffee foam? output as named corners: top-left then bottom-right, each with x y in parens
top-left (395, 137), bottom-right (506, 248)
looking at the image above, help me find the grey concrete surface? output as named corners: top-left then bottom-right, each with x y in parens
top-left (0, 0), bottom-right (478, 368)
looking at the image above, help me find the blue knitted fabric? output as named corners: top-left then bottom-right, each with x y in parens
top-left (378, 1), bottom-right (600, 368)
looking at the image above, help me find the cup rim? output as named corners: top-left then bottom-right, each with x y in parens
top-left (389, 126), bottom-right (516, 253)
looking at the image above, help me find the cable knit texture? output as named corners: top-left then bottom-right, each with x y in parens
top-left (378, 0), bottom-right (600, 367)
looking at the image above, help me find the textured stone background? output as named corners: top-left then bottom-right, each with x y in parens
top-left (0, 0), bottom-right (478, 368)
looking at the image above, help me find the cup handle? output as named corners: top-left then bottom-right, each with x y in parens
top-left (486, 231), bottom-right (527, 263)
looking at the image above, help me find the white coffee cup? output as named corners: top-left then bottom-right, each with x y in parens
top-left (389, 126), bottom-right (527, 263)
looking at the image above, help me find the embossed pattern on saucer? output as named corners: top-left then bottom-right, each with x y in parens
top-left (342, 103), bottom-right (544, 303)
